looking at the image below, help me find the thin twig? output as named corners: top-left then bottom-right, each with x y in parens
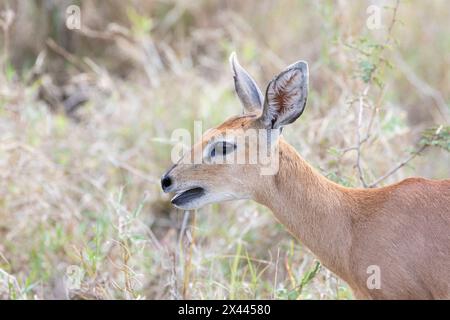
top-left (368, 144), bottom-right (428, 188)
top-left (387, 0), bottom-right (400, 39)
top-left (356, 92), bottom-right (369, 187)
top-left (179, 210), bottom-right (191, 246)
top-left (182, 211), bottom-right (196, 299)
top-left (368, 125), bottom-right (444, 188)
top-left (350, 0), bottom-right (400, 187)
top-left (45, 38), bottom-right (90, 72)
top-left (178, 210), bottom-right (191, 299)
top-left (272, 247), bottom-right (280, 299)
top-left (77, 24), bottom-right (132, 41)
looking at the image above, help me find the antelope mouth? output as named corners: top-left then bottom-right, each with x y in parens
top-left (171, 187), bottom-right (206, 207)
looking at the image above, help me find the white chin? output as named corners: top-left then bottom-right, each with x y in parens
top-left (172, 200), bottom-right (205, 210)
top-left (171, 193), bottom-right (239, 210)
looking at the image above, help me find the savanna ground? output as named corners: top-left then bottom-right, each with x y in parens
top-left (0, 0), bottom-right (449, 299)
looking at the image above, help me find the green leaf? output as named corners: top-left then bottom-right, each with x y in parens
top-left (300, 261), bottom-right (321, 289)
top-left (420, 125), bottom-right (450, 152)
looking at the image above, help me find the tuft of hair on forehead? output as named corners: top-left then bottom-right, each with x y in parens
top-left (216, 113), bottom-right (259, 130)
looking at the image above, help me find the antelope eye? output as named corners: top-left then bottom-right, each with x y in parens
top-left (210, 141), bottom-right (236, 158)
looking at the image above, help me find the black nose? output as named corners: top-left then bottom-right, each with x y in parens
top-left (161, 175), bottom-right (173, 192)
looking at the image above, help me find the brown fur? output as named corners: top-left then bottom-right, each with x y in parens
top-left (257, 139), bottom-right (450, 299)
top-left (168, 113), bottom-right (450, 300)
top-left (166, 53), bottom-right (450, 299)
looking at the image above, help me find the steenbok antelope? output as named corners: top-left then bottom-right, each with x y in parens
top-left (161, 53), bottom-right (450, 299)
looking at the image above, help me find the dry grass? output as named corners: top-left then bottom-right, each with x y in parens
top-left (0, 0), bottom-right (448, 299)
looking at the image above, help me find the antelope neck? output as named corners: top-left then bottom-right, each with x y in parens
top-left (253, 139), bottom-right (355, 278)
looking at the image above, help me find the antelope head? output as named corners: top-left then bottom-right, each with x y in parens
top-left (161, 53), bottom-right (308, 210)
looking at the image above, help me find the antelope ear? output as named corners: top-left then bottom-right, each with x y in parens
top-left (229, 52), bottom-right (264, 113)
top-left (260, 60), bottom-right (308, 129)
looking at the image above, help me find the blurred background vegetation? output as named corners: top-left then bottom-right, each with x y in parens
top-left (0, 0), bottom-right (448, 299)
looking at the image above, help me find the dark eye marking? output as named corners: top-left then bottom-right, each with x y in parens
top-left (210, 141), bottom-right (236, 158)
